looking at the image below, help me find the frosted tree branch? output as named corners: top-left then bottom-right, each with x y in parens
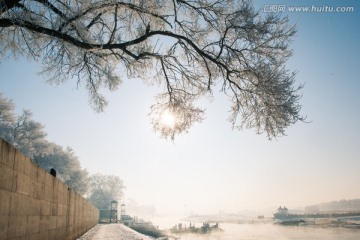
top-left (0, 0), bottom-right (305, 139)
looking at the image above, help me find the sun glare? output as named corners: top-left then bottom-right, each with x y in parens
top-left (161, 110), bottom-right (176, 129)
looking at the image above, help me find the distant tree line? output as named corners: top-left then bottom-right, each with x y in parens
top-left (305, 199), bottom-right (360, 213)
top-left (0, 93), bottom-right (124, 208)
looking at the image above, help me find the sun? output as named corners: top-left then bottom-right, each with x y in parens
top-left (161, 109), bottom-right (176, 129)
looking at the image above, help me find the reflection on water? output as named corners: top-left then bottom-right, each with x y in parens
top-left (151, 217), bottom-right (360, 240)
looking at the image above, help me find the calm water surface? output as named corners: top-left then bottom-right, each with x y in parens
top-left (176, 223), bottom-right (360, 240)
top-left (152, 217), bottom-right (360, 240)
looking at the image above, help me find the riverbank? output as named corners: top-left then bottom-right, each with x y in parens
top-left (274, 215), bottom-right (360, 229)
top-left (304, 218), bottom-right (360, 229)
top-left (129, 222), bottom-right (168, 239)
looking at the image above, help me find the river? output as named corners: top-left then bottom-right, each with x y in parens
top-left (150, 217), bottom-right (360, 240)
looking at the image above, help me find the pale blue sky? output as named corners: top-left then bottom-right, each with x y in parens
top-left (0, 1), bottom-right (359, 215)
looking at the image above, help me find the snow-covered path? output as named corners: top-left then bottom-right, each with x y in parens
top-left (77, 224), bottom-right (154, 240)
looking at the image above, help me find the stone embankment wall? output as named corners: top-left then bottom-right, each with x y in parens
top-left (0, 139), bottom-right (99, 240)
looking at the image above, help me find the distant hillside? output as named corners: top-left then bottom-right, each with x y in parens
top-left (305, 199), bottom-right (360, 213)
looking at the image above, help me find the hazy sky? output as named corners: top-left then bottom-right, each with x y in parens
top-left (1, 0), bottom-right (359, 216)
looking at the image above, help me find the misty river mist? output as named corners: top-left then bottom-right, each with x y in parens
top-left (150, 217), bottom-right (360, 240)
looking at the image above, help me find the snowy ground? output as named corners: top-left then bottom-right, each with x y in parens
top-left (77, 224), bottom-right (154, 240)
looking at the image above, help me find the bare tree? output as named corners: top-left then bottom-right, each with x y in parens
top-left (0, 0), bottom-right (305, 139)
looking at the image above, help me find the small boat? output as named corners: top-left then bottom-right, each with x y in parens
top-left (278, 219), bottom-right (306, 226)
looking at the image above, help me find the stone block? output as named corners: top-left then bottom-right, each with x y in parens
top-left (56, 215), bottom-right (66, 228)
top-left (37, 167), bottom-right (46, 185)
top-left (10, 170), bottom-right (17, 193)
top-left (26, 215), bottom-right (40, 234)
top-left (57, 203), bottom-right (63, 216)
top-left (4, 236), bottom-right (22, 240)
top-left (66, 229), bottom-right (74, 240)
top-left (43, 185), bottom-right (53, 202)
top-left (51, 203), bottom-right (58, 216)
top-left (49, 216), bottom-right (57, 230)
top-left (39, 215), bottom-right (50, 232)
top-left (0, 163), bottom-right (14, 191)
top-left (68, 214), bottom-right (74, 227)
top-left (10, 192), bottom-right (29, 216)
top-left (53, 185), bottom-right (60, 204)
top-left (13, 150), bottom-right (31, 177)
top-left (63, 204), bottom-right (69, 216)
top-left (15, 171), bottom-right (32, 196)
top-left (0, 215), bottom-right (9, 239)
top-left (40, 200), bottom-right (51, 216)
top-left (68, 192), bottom-right (75, 216)
top-left (31, 179), bottom-right (43, 200)
top-left (49, 228), bottom-right (66, 240)
top-left (28, 198), bottom-right (41, 216)
top-left (58, 229), bottom-right (67, 240)
top-left (7, 215), bottom-right (27, 238)
top-left (0, 139), bottom-right (15, 168)
top-left (36, 181), bottom-right (45, 201)
top-left (0, 189), bottom-right (12, 216)
top-left (26, 232), bottom-right (40, 240)
top-left (38, 229), bottom-right (51, 240)
top-left (38, 229), bottom-right (49, 240)
top-left (62, 204), bottom-right (69, 216)
top-left (48, 229), bottom-right (57, 240)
